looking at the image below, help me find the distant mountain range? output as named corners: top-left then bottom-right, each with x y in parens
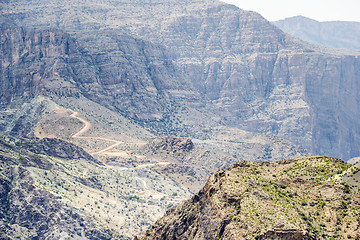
top-left (273, 16), bottom-right (360, 50)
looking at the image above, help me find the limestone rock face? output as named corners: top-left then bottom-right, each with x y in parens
top-left (0, 27), bottom-right (194, 122)
top-left (130, 4), bottom-right (360, 160)
top-left (1, 0), bottom-right (360, 160)
top-left (0, 28), bottom-right (79, 104)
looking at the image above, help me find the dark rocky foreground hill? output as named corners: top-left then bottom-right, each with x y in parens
top-left (1, 0), bottom-right (360, 160)
top-left (137, 156), bottom-right (360, 240)
top-left (0, 136), bottom-right (117, 239)
top-left (273, 16), bottom-right (360, 50)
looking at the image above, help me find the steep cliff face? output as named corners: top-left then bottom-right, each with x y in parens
top-left (1, 0), bottom-right (360, 160)
top-left (0, 27), bottom-right (194, 123)
top-left (138, 157), bottom-right (360, 240)
top-left (0, 27), bottom-right (79, 103)
top-left (304, 54), bottom-right (360, 159)
top-left (132, 3), bottom-right (360, 160)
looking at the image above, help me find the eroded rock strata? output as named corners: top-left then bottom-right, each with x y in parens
top-left (1, 0), bottom-right (360, 159)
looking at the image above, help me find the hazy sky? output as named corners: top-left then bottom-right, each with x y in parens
top-left (221, 0), bottom-right (360, 22)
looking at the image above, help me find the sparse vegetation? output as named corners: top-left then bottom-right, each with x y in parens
top-left (138, 157), bottom-right (360, 239)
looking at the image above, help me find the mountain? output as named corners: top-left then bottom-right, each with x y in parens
top-left (137, 156), bottom-right (360, 239)
top-left (273, 16), bottom-right (360, 50)
top-left (1, 0), bottom-right (360, 238)
top-left (0, 134), bottom-right (202, 239)
top-left (1, 0), bottom-right (360, 160)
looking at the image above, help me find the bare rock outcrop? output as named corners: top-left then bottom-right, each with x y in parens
top-left (147, 136), bottom-right (194, 153)
top-left (138, 157), bottom-right (360, 239)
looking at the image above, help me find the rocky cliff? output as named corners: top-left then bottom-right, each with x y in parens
top-left (138, 156), bottom-right (360, 239)
top-left (127, 3), bottom-right (360, 160)
top-left (1, 0), bottom-right (360, 238)
top-left (0, 26), bottom-right (197, 129)
top-left (1, 0), bottom-right (360, 160)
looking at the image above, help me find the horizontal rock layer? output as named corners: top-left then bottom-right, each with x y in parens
top-left (1, 0), bottom-right (360, 160)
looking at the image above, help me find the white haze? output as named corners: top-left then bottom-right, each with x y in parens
top-left (221, 0), bottom-right (360, 22)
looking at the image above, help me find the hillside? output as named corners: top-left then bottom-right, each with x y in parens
top-left (0, 136), bottom-right (116, 239)
top-left (138, 156), bottom-right (360, 239)
top-left (0, 135), bottom-right (196, 239)
top-left (1, 0), bottom-right (360, 238)
top-left (0, 95), bottom-right (306, 239)
top-left (273, 16), bottom-right (360, 50)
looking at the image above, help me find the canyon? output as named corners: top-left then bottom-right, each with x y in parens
top-left (1, 0), bottom-right (360, 238)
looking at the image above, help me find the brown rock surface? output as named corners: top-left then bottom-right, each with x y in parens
top-left (138, 157), bottom-right (360, 239)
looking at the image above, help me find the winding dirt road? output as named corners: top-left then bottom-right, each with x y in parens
top-left (70, 112), bottom-right (124, 155)
top-left (69, 111), bottom-right (173, 197)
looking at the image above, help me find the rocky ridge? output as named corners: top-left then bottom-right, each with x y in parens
top-left (138, 156), bottom-right (360, 239)
top-left (21, 137), bottom-right (103, 164)
top-left (0, 136), bottom-right (115, 239)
